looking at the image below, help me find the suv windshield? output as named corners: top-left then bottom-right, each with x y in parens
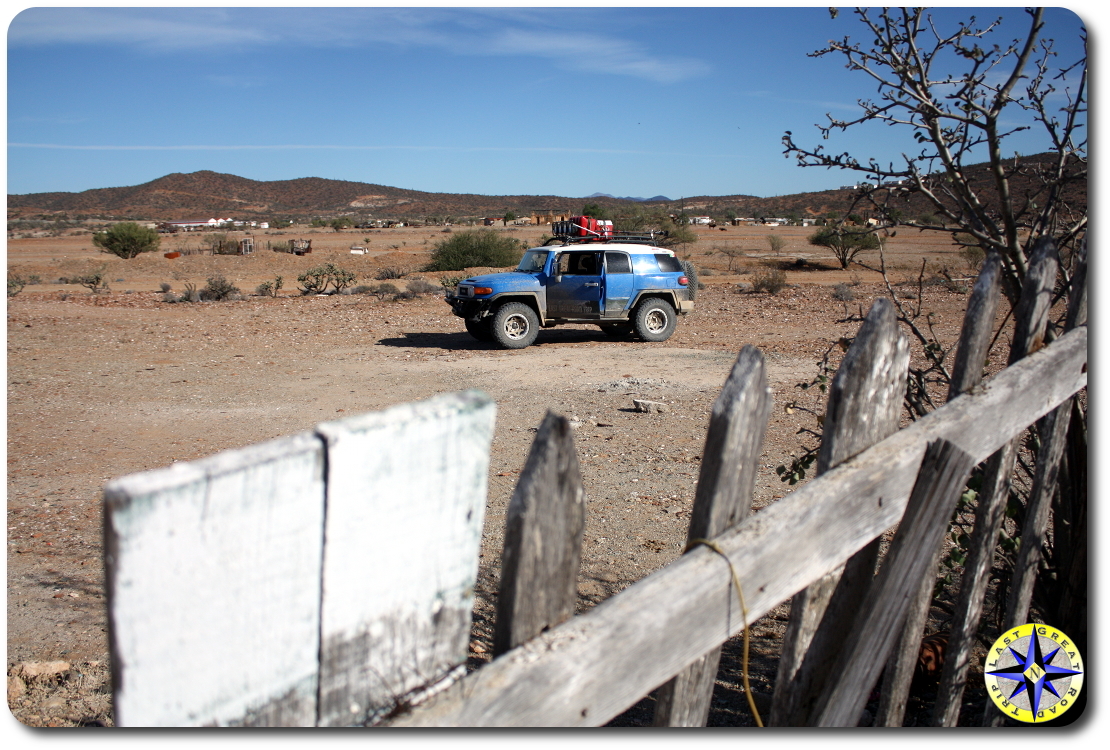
top-left (516, 250), bottom-right (549, 273)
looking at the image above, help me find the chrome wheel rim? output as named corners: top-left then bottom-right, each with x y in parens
top-left (645, 309), bottom-right (668, 334)
top-left (504, 313), bottom-right (530, 340)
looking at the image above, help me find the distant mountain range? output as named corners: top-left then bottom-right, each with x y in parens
top-left (586, 192), bottom-right (672, 203)
top-left (6, 153), bottom-right (1083, 224)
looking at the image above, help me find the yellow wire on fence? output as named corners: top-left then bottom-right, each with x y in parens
top-left (685, 537), bottom-right (764, 727)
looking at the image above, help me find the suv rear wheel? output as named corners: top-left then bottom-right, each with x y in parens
top-left (633, 298), bottom-right (677, 342)
top-left (491, 302), bottom-right (540, 349)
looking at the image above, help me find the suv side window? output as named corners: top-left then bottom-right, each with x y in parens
top-left (604, 252), bottom-right (632, 274)
top-left (654, 254), bottom-right (683, 273)
top-left (558, 251), bottom-right (600, 275)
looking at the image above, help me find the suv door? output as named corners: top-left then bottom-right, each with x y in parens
top-left (601, 250), bottom-right (634, 316)
top-left (547, 250), bottom-right (603, 318)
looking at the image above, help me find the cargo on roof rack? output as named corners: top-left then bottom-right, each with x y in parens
top-left (547, 216), bottom-right (669, 246)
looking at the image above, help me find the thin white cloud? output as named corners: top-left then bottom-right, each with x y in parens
top-left (8, 7), bottom-right (710, 84)
top-left (489, 29), bottom-right (709, 84)
top-left (8, 8), bottom-right (275, 51)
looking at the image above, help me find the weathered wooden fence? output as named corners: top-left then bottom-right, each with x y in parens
top-left (103, 240), bottom-right (1086, 726)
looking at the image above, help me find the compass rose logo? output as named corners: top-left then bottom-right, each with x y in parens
top-left (984, 623), bottom-right (1084, 723)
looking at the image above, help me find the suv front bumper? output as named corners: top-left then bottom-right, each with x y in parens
top-left (446, 296), bottom-right (493, 320)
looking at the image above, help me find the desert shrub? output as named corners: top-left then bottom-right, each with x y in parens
top-left (92, 222), bottom-right (160, 259)
top-left (424, 230), bottom-right (522, 272)
top-left (375, 266), bottom-right (407, 280)
top-left (181, 283), bottom-right (200, 303)
top-left (406, 278), bottom-right (441, 296)
top-left (256, 276), bottom-right (284, 298)
top-left (369, 282), bottom-right (399, 301)
top-left (439, 275), bottom-right (464, 291)
top-left (200, 274), bottom-right (240, 301)
top-left (26, 274), bottom-right (41, 285)
top-left (807, 227), bottom-right (879, 268)
top-left (832, 282), bottom-right (855, 301)
top-left (298, 263), bottom-right (356, 295)
top-left (350, 285), bottom-right (374, 295)
top-left (329, 266), bottom-right (356, 293)
top-left (716, 247), bottom-right (746, 271)
top-left (298, 266), bottom-right (329, 294)
top-left (752, 268), bottom-right (788, 294)
top-left (8, 273), bottom-right (27, 297)
top-left (958, 243), bottom-right (986, 272)
top-left (76, 269), bottom-right (110, 294)
top-left (393, 290), bottom-right (416, 301)
top-left (160, 282), bottom-right (172, 293)
top-left (162, 292), bottom-right (182, 303)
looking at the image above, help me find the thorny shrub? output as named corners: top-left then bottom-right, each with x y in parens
top-left (751, 268), bottom-right (787, 294)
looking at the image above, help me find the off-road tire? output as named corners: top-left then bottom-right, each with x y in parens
top-left (633, 298), bottom-right (677, 342)
top-left (681, 260), bottom-right (699, 301)
top-left (491, 302), bottom-right (540, 349)
top-left (465, 318), bottom-right (494, 343)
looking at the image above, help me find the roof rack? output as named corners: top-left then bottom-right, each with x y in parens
top-left (543, 229), bottom-right (670, 247)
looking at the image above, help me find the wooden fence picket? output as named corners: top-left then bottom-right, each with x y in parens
top-left (926, 238), bottom-right (1059, 726)
top-left (653, 345), bottom-right (772, 726)
top-left (770, 297), bottom-right (909, 726)
top-left (104, 390), bottom-right (496, 727)
top-left (493, 411), bottom-right (586, 656)
top-left (314, 391), bottom-right (496, 726)
top-left (814, 439), bottom-right (977, 726)
top-left (104, 432), bottom-right (327, 726)
top-left (988, 238), bottom-right (1087, 723)
top-left (877, 252), bottom-right (1003, 726)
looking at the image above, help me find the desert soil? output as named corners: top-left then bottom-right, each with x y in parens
top-left (6, 224), bottom-right (990, 727)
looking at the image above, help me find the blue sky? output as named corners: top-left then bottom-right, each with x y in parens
top-left (4, 4), bottom-right (1092, 200)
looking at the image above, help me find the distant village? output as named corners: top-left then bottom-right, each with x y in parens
top-left (153, 210), bottom-right (825, 235)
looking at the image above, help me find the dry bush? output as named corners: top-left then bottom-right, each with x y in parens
top-left (752, 268), bottom-right (788, 294)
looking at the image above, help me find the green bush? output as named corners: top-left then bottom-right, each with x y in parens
top-left (298, 263), bottom-right (356, 295)
top-left (807, 227), bottom-right (880, 269)
top-left (92, 222), bottom-right (160, 259)
top-left (424, 230), bottom-right (522, 272)
top-left (200, 274), bottom-right (240, 301)
top-left (256, 276), bottom-right (284, 298)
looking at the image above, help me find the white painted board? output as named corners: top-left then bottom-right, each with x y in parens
top-left (314, 390), bottom-right (496, 726)
top-left (104, 432), bottom-right (326, 726)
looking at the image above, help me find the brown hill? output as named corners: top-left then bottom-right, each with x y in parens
top-left (6, 152), bottom-right (1084, 225)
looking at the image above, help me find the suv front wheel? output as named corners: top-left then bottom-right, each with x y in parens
top-left (465, 318), bottom-right (494, 342)
top-left (633, 298), bottom-right (677, 342)
top-left (491, 302), bottom-right (540, 349)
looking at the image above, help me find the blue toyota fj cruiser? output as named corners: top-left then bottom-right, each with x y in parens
top-left (445, 224), bottom-right (695, 349)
